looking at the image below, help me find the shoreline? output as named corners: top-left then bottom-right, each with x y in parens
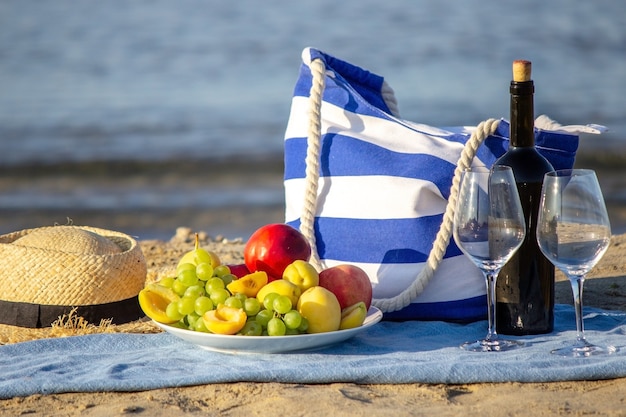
top-left (1, 148), bottom-right (626, 241)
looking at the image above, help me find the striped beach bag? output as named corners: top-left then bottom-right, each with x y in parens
top-left (284, 47), bottom-right (594, 322)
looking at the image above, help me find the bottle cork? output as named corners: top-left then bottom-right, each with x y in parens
top-left (512, 60), bottom-right (532, 82)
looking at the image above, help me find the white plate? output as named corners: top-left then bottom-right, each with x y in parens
top-left (154, 306), bottom-right (382, 354)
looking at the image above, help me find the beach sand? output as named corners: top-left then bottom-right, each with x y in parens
top-left (1, 229), bottom-right (625, 416)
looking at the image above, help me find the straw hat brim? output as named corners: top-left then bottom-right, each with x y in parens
top-left (0, 225), bottom-right (147, 328)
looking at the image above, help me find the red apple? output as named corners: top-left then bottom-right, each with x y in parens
top-left (244, 223), bottom-right (311, 282)
top-left (226, 263), bottom-right (250, 278)
top-left (318, 264), bottom-right (373, 310)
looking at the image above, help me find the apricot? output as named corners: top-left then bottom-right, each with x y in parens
top-left (138, 283), bottom-right (181, 324)
top-left (202, 304), bottom-right (247, 335)
top-left (282, 260), bottom-right (319, 292)
top-left (339, 301), bottom-right (367, 330)
top-left (297, 286), bottom-right (341, 333)
top-left (226, 271), bottom-right (268, 298)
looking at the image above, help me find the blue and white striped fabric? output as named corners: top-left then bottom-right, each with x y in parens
top-left (284, 47), bottom-right (580, 322)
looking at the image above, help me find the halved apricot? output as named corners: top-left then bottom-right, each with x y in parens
top-left (202, 304), bottom-right (247, 335)
top-left (138, 283), bottom-right (181, 324)
top-left (226, 271), bottom-right (268, 298)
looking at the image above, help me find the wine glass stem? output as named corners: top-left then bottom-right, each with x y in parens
top-left (484, 270), bottom-right (500, 342)
top-left (569, 275), bottom-right (587, 343)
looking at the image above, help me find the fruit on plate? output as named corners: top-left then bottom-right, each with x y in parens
top-left (226, 271), bottom-right (268, 298)
top-left (139, 228), bottom-right (373, 337)
top-left (138, 283), bottom-right (181, 324)
top-left (244, 223), bottom-right (311, 282)
top-left (339, 301), bottom-right (368, 330)
top-left (256, 279), bottom-right (301, 307)
top-left (282, 259), bottom-right (319, 292)
top-left (318, 264), bottom-right (373, 310)
top-left (202, 304), bottom-right (247, 335)
top-left (178, 233), bottom-right (221, 268)
top-left (297, 286), bottom-right (341, 333)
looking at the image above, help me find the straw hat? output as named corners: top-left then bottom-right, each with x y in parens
top-left (0, 225), bottom-right (147, 328)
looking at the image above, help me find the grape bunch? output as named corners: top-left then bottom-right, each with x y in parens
top-left (244, 292), bottom-right (309, 336)
top-left (153, 261), bottom-right (230, 331)
top-left (155, 261), bottom-right (308, 336)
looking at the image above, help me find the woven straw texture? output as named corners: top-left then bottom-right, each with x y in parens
top-left (0, 226), bottom-right (146, 305)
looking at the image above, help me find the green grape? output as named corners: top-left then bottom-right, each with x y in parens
top-left (243, 298), bottom-right (261, 317)
top-left (184, 285), bottom-right (205, 299)
top-left (165, 302), bottom-right (184, 321)
top-left (193, 249), bottom-right (215, 266)
top-left (285, 327), bottom-right (300, 335)
top-left (178, 297), bottom-right (196, 316)
top-left (195, 262), bottom-right (214, 281)
top-left (239, 321), bottom-right (263, 336)
top-left (255, 309), bottom-right (273, 328)
top-left (172, 279), bottom-right (188, 296)
top-left (273, 295), bottom-right (292, 315)
top-left (213, 265), bottom-right (231, 277)
top-left (177, 269), bottom-right (198, 287)
top-left (209, 288), bottom-right (230, 306)
top-left (267, 317), bottom-right (287, 336)
top-left (185, 312), bottom-right (201, 329)
top-left (263, 292), bottom-right (280, 311)
top-left (158, 276), bottom-right (176, 289)
top-left (298, 317), bottom-right (309, 333)
top-left (220, 274), bottom-right (236, 286)
top-left (194, 296), bottom-right (214, 315)
top-left (224, 296), bottom-right (243, 309)
top-left (234, 293), bottom-right (247, 304)
top-left (194, 317), bottom-right (208, 332)
top-left (282, 310), bottom-right (302, 330)
top-left (176, 262), bottom-right (196, 275)
top-left (205, 277), bottom-right (225, 294)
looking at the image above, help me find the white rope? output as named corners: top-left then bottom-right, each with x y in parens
top-left (300, 56), bottom-right (500, 312)
top-left (373, 118), bottom-right (500, 312)
top-left (299, 58), bottom-right (326, 271)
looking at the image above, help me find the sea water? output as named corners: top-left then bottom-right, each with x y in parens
top-left (1, 0), bottom-right (625, 239)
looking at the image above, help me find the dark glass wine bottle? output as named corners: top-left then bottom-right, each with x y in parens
top-left (494, 60), bottom-right (555, 335)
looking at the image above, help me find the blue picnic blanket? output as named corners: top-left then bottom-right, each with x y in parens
top-left (1, 304), bottom-right (625, 399)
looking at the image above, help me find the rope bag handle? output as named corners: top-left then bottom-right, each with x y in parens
top-left (299, 57), bottom-right (500, 313)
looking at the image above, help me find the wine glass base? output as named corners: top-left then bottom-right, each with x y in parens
top-left (461, 338), bottom-right (524, 352)
top-left (551, 341), bottom-right (617, 357)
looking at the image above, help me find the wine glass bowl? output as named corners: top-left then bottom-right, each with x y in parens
top-left (453, 165), bottom-right (526, 352)
top-left (536, 169), bottom-right (616, 357)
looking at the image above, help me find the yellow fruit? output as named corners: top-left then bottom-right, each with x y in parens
top-left (297, 286), bottom-right (341, 333)
top-left (177, 233), bottom-right (221, 268)
top-left (226, 271), bottom-right (269, 298)
top-left (339, 301), bottom-right (367, 330)
top-left (202, 304), bottom-right (247, 335)
top-left (138, 283), bottom-right (181, 324)
top-left (282, 260), bottom-right (319, 292)
top-left (256, 279), bottom-right (301, 307)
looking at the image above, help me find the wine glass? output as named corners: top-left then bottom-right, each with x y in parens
top-left (453, 165), bottom-right (526, 352)
top-left (536, 169), bottom-right (616, 357)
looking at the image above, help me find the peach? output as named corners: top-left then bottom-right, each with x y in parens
top-left (244, 223), bottom-right (311, 281)
top-left (318, 264), bottom-right (373, 310)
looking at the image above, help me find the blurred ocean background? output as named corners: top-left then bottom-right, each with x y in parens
top-left (1, 0), bottom-right (625, 241)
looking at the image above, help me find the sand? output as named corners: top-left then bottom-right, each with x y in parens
top-left (1, 228), bottom-right (625, 416)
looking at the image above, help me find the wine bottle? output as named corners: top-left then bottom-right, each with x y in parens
top-left (494, 60), bottom-right (555, 335)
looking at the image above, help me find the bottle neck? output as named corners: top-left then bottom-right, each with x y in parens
top-left (509, 80), bottom-right (535, 147)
